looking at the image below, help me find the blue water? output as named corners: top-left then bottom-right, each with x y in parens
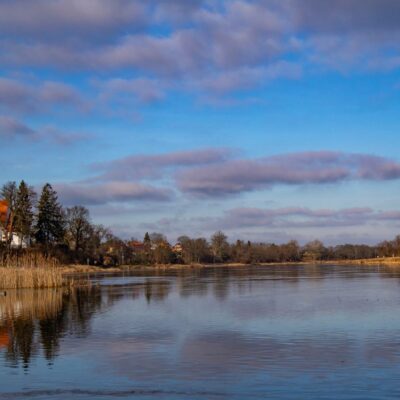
top-left (1, 264), bottom-right (400, 399)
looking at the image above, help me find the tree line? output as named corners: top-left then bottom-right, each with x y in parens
top-left (1, 180), bottom-right (400, 266)
top-left (0, 181), bottom-right (114, 264)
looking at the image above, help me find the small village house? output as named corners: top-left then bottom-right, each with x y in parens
top-left (172, 243), bottom-right (183, 255)
top-left (128, 240), bottom-right (146, 253)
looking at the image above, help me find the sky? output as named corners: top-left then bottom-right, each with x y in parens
top-left (1, 0), bottom-right (400, 245)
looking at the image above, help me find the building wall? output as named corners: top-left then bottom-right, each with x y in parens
top-left (0, 228), bottom-right (27, 248)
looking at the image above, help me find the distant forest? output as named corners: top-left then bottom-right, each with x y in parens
top-left (1, 180), bottom-right (399, 267)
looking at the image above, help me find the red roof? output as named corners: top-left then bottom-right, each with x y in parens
top-left (128, 240), bottom-right (145, 249)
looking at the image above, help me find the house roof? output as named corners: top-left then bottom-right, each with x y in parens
top-left (128, 240), bottom-right (145, 249)
top-left (0, 200), bottom-right (8, 226)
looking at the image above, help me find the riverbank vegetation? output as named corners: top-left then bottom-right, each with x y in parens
top-left (2, 180), bottom-right (400, 275)
top-left (0, 267), bottom-right (64, 289)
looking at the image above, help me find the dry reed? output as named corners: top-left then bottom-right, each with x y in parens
top-left (0, 251), bottom-right (70, 289)
top-left (0, 252), bottom-right (59, 269)
top-left (0, 267), bottom-right (65, 289)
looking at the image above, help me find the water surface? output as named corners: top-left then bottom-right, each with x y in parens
top-left (1, 264), bottom-right (400, 399)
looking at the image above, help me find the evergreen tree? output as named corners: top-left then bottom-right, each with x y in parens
top-left (142, 232), bottom-right (152, 264)
top-left (35, 184), bottom-right (65, 247)
top-left (143, 232), bottom-right (151, 244)
top-left (14, 180), bottom-right (35, 246)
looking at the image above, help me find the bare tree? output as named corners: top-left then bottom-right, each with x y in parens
top-left (1, 181), bottom-right (17, 249)
top-left (211, 231), bottom-right (229, 263)
top-left (65, 206), bottom-right (92, 253)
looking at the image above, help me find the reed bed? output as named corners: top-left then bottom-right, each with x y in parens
top-left (0, 252), bottom-right (59, 269)
top-left (0, 267), bottom-right (65, 289)
top-left (0, 251), bottom-right (70, 289)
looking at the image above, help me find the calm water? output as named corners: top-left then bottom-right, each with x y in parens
top-left (1, 264), bottom-right (400, 399)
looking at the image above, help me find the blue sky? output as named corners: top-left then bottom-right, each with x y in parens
top-left (1, 0), bottom-right (400, 244)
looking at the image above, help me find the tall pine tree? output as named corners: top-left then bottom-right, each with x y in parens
top-left (14, 180), bottom-right (36, 247)
top-left (35, 183), bottom-right (65, 247)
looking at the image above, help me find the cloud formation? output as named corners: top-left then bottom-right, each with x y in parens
top-left (215, 206), bottom-right (398, 230)
top-left (0, 78), bottom-right (86, 115)
top-left (91, 148), bottom-right (234, 181)
top-left (0, 115), bottom-right (89, 145)
top-left (176, 151), bottom-right (400, 196)
top-left (68, 148), bottom-right (400, 205)
top-left (0, 115), bottom-right (35, 138)
top-left (99, 78), bottom-right (166, 105)
top-left (56, 182), bottom-right (173, 206)
top-left (2, 0), bottom-right (399, 103)
top-left (0, 0), bottom-right (147, 39)
top-left (1, 1), bottom-right (399, 243)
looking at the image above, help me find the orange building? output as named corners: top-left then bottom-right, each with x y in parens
top-left (0, 200), bottom-right (8, 224)
top-left (0, 200), bottom-right (9, 242)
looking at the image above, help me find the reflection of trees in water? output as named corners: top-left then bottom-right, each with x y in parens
top-left (0, 286), bottom-right (102, 369)
top-left (172, 263), bottom-right (400, 300)
top-left (177, 263), bottom-right (400, 301)
top-left (6, 318), bottom-right (35, 369)
top-left (67, 286), bottom-right (103, 337)
top-left (39, 308), bottom-right (67, 362)
top-left (144, 279), bottom-right (171, 303)
top-left (100, 279), bottom-right (172, 304)
top-left (0, 289), bottom-right (66, 368)
top-left (212, 269), bottom-right (230, 300)
top-left (0, 279), bottom-right (173, 369)
top-left (2, 265), bottom-right (398, 370)
top-left (174, 266), bottom-right (303, 301)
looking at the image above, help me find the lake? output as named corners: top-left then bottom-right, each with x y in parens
top-left (1, 264), bottom-right (400, 399)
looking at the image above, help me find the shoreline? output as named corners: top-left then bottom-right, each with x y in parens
top-left (2, 258), bottom-right (399, 290)
top-left (61, 257), bottom-right (400, 276)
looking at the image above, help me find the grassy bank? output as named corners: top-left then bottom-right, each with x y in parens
top-left (329, 257), bottom-right (400, 266)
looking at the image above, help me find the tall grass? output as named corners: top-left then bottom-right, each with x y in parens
top-left (0, 251), bottom-right (69, 289)
top-left (0, 252), bottom-right (59, 269)
top-left (0, 267), bottom-right (65, 289)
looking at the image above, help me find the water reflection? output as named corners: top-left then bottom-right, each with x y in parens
top-left (0, 287), bottom-right (101, 368)
top-left (2, 264), bottom-right (400, 399)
